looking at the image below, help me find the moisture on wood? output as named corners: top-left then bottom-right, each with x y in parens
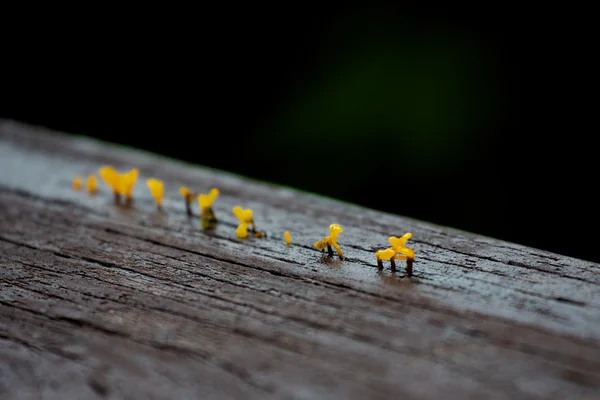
top-left (1, 119), bottom-right (599, 400)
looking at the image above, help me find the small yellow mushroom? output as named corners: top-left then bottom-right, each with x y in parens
top-left (377, 232), bottom-right (415, 276)
top-left (314, 223), bottom-right (344, 260)
top-left (73, 176), bottom-right (83, 190)
top-left (198, 188), bottom-right (219, 229)
top-left (233, 206), bottom-right (252, 238)
top-left (233, 206), bottom-right (253, 224)
top-left (180, 186), bottom-right (196, 215)
top-left (180, 186), bottom-right (191, 198)
top-left (86, 175), bottom-right (97, 194)
top-left (233, 206), bottom-right (265, 238)
top-left (389, 233), bottom-right (412, 251)
top-left (236, 222), bottom-right (249, 239)
top-left (146, 178), bottom-right (164, 209)
top-left (99, 166), bottom-right (138, 204)
top-left (99, 166), bottom-right (121, 203)
top-left (395, 246), bottom-right (415, 277)
top-left (375, 247), bottom-right (397, 270)
top-left (121, 169), bottom-right (139, 202)
top-left (376, 247), bottom-right (396, 261)
top-left (198, 188), bottom-right (219, 212)
top-left (284, 231), bottom-right (291, 245)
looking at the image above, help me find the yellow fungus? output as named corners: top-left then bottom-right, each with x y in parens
top-left (233, 206), bottom-right (265, 238)
top-left (395, 247), bottom-right (415, 261)
top-left (376, 232), bottom-right (415, 276)
top-left (390, 233), bottom-right (414, 261)
top-left (146, 178), bottom-right (164, 209)
top-left (198, 188), bottom-right (219, 211)
top-left (284, 231), bottom-right (291, 245)
top-left (376, 247), bottom-right (396, 261)
top-left (197, 188), bottom-right (219, 229)
top-left (99, 166), bottom-right (119, 192)
top-left (180, 186), bottom-right (191, 198)
top-left (233, 206), bottom-right (253, 224)
top-left (86, 175), bottom-right (97, 194)
top-left (99, 166), bottom-right (138, 204)
top-left (314, 223), bottom-right (344, 259)
top-left (375, 247), bottom-right (398, 271)
top-left (86, 175), bottom-right (97, 193)
top-left (236, 222), bottom-right (248, 238)
top-left (120, 169), bottom-right (139, 200)
top-left (180, 186), bottom-right (196, 215)
top-left (73, 176), bottom-right (83, 190)
top-left (389, 233), bottom-right (412, 251)
top-left (233, 206), bottom-right (252, 238)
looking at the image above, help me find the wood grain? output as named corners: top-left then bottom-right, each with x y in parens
top-left (1, 119), bottom-right (599, 400)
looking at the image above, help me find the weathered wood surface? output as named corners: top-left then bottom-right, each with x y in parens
top-left (0, 119), bottom-right (599, 400)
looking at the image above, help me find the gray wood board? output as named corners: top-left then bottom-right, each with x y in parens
top-left (1, 120), bottom-right (599, 399)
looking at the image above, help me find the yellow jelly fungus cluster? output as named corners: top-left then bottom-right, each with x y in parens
top-left (375, 232), bottom-right (415, 276)
top-left (314, 224), bottom-right (344, 260)
top-left (233, 206), bottom-right (253, 238)
top-left (73, 176), bottom-right (83, 190)
top-left (146, 178), bottom-right (164, 209)
top-left (99, 166), bottom-right (139, 204)
top-left (86, 175), bottom-right (97, 194)
top-left (232, 206), bottom-right (265, 238)
top-left (75, 166), bottom-right (418, 272)
top-left (198, 188), bottom-right (219, 212)
top-left (198, 188), bottom-right (219, 229)
top-left (284, 231), bottom-right (291, 246)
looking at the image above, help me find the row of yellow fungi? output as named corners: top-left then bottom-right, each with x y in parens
top-left (313, 225), bottom-right (415, 275)
top-left (73, 166), bottom-right (415, 276)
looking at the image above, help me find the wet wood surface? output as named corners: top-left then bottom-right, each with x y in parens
top-left (1, 119), bottom-right (599, 399)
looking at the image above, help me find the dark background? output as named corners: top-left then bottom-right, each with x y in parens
top-left (1, 5), bottom-right (597, 263)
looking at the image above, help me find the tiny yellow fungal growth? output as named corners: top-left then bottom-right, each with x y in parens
top-left (99, 166), bottom-right (138, 204)
top-left (99, 166), bottom-right (119, 193)
top-left (284, 231), bottom-right (291, 245)
top-left (146, 178), bottom-right (164, 208)
top-left (73, 176), bottom-right (83, 190)
top-left (180, 186), bottom-right (191, 198)
top-left (377, 232), bottom-right (415, 276)
top-left (233, 206), bottom-right (265, 238)
top-left (180, 186), bottom-right (196, 215)
top-left (314, 223), bottom-right (344, 259)
top-left (198, 188), bottom-right (219, 212)
top-left (233, 206), bottom-right (252, 238)
top-left (86, 175), bottom-right (97, 194)
top-left (390, 233), bottom-right (414, 260)
top-left (120, 169), bottom-right (139, 200)
top-left (198, 188), bottom-right (219, 229)
top-left (389, 233), bottom-right (412, 251)
top-left (233, 206), bottom-right (253, 224)
top-left (236, 222), bottom-right (248, 238)
top-left (375, 247), bottom-right (396, 261)
top-left (375, 247), bottom-right (398, 271)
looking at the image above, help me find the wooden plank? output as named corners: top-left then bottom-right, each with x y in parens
top-left (0, 119), bottom-right (599, 400)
